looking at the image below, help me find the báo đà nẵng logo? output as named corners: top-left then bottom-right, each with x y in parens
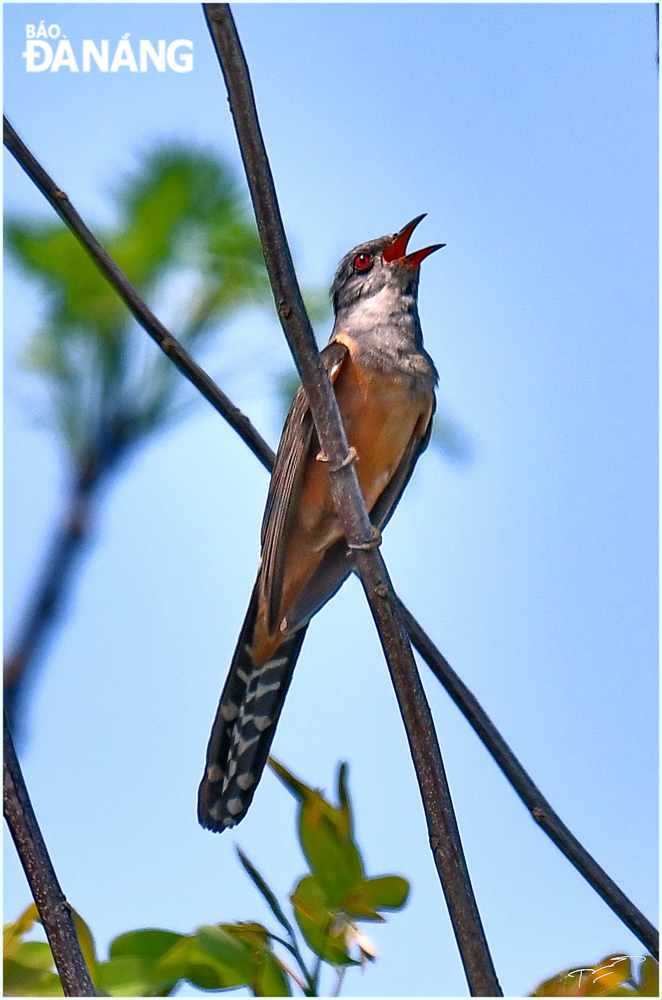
top-left (23, 23), bottom-right (193, 73)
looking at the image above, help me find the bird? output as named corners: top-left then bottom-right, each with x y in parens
top-left (198, 214), bottom-right (444, 831)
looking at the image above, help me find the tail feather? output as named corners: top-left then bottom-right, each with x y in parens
top-left (198, 583), bottom-right (308, 831)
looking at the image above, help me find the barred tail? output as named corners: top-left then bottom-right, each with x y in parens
top-left (198, 584), bottom-right (308, 831)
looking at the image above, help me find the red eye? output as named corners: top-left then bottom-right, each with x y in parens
top-left (353, 253), bottom-right (372, 271)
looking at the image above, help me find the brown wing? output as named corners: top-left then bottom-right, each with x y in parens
top-left (260, 341), bottom-right (349, 633)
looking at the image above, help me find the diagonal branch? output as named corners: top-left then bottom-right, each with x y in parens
top-left (397, 603), bottom-right (659, 959)
top-left (4, 112), bottom-right (656, 959)
top-left (3, 714), bottom-right (97, 996)
top-left (203, 5), bottom-right (501, 995)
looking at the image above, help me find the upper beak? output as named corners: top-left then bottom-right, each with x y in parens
top-left (382, 214), bottom-right (445, 268)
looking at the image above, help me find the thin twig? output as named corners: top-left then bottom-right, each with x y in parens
top-left (3, 714), bottom-right (97, 996)
top-left (2, 115), bottom-right (275, 475)
top-left (203, 5), bottom-right (501, 995)
top-left (267, 934), bottom-right (316, 996)
top-left (275, 955), bottom-right (310, 994)
top-left (332, 966), bottom-right (345, 997)
top-left (397, 601), bottom-right (659, 958)
top-left (4, 110), bottom-right (656, 958)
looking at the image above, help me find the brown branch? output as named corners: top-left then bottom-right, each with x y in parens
top-left (3, 115), bottom-right (275, 475)
top-left (397, 602), bottom-right (659, 959)
top-left (3, 714), bottom-right (97, 996)
top-left (4, 110), bottom-right (656, 959)
top-left (4, 469), bottom-right (102, 738)
top-left (203, 5), bottom-right (501, 995)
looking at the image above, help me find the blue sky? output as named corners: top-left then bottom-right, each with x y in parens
top-left (3, 4), bottom-right (658, 997)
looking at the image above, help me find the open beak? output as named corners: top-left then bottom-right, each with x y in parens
top-left (382, 214), bottom-right (445, 268)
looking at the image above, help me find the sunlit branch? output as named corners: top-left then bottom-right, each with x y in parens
top-left (3, 715), bottom-right (97, 996)
top-left (203, 5), bottom-right (501, 994)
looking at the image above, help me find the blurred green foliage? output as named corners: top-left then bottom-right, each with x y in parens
top-left (6, 135), bottom-right (468, 482)
top-left (530, 953), bottom-right (659, 997)
top-left (3, 761), bottom-right (410, 997)
top-left (5, 143), bottom-right (270, 474)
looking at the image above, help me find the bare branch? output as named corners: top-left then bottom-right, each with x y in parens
top-left (3, 714), bottom-right (97, 996)
top-left (203, 5), bottom-right (501, 995)
top-left (398, 602), bottom-right (659, 959)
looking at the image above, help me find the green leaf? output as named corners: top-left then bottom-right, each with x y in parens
top-left (269, 758), bottom-right (364, 906)
top-left (3, 957), bottom-right (64, 997)
top-left (110, 929), bottom-right (184, 962)
top-left (215, 923), bottom-right (293, 997)
top-left (96, 955), bottom-right (176, 997)
top-left (218, 921), bottom-right (271, 949)
top-left (4, 904), bottom-right (40, 959)
top-left (268, 757), bottom-right (312, 802)
top-left (529, 954), bottom-right (656, 997)
top-left (7, 941), bottom-right (54, 972)
top-left (3, 939), bottom-right (63, 997)
top-left (335, 762), bottom-right (354, 834)
top-left (4, 905), bottom-right (96, 993)
top-left (340, 876), bottom-right (410, 919)
top-left (637, 957), bottom-right (659, 996)
top-left (155, 935), bottom-right (245, 991)
top-left (591, 955), bottom-right (633, 993)
top-left (69, 908), bottom-right (98, 984)
top-left (254, 950), bottom-right (292, 997)
top-left (195, 925), bottom-right (253, 982)
top-left (290, 876), bottom-right (355, 968)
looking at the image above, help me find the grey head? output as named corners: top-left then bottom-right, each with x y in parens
top-left (330, 216), bottom-right (444, 381)
top-left (331, 214), bottom-right (444, 320)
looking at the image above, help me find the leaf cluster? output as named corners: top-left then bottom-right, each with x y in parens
top-left (530, 953), bottom-right (659, 997)
top-left (5, 143), bottom-right (270, 475)
top-left (268, 758), bottom-right (409, 974)
top-left (4, 904), bottom-right (288, 997)
top-left (4, 761), bottom-right (410, 997)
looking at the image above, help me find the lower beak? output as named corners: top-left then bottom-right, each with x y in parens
top-left (382, 214), bottom-right (445, 268)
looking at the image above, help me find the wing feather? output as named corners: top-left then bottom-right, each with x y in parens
top-left (260, 341), bottom-right (349, 633)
